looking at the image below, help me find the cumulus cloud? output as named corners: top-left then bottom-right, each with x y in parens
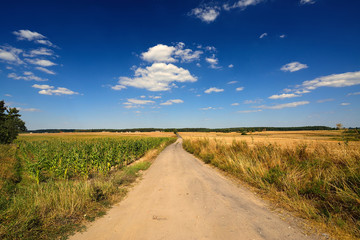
top-left (0, 46), bottom-right (23, 64)
top-left (224, 0), bottom-right (264, 11)
top-left (26, 58), bottom-right (56, 67)
top-left (141, 44), bottom-right (176, 63)
top-left (174, 43), bottom-right (203, 63)
top-left (231, 103), bottom-right (239, 106)
top-left (114, 63), bottom-right (197, 91)
top-left (228, 64), bottom-right (234, 68)
top-left (141, 43), bottom-right (202, 63)
top-left (189, 5), bottom-right (220, 23)
top-left (259, 33), bottom-right (268, 39)
top-left (268, 93), bottom-right (301, 99)
top-left (160, 99), bottom-right (184, 105)
top-left (280, 34), bottom-right (286, 38)
top-left (255, 101), bottom-right (310, 110)
top-left (236, 87), bottom-right (244, 91)
top-left (281, 62), bottom-right (308, 72)
top-left (8, 72), bottom-right (47, 81)
top-left (340, 103), bottom-right (350, 106)
top-left (300, 0), bottom-right (315, 5)
top-left (204, 87), bottom-right (224, 94)
top-left (35, 67), bottom-right (55, 75)
top-left (32, 84), bottom-right (78, 96)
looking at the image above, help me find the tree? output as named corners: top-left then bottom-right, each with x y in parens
top-left (336, 123), bottom-right (343, 130)
top-left (0, 100), bottom-right (27, 144)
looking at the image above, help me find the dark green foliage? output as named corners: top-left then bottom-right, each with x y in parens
top-left (0, 100), bottom-right (27, 144)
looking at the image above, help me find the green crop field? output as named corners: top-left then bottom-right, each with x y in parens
top-left (0, 134), bottom-right (175, 239)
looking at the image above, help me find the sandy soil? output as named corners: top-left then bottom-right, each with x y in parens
top-left (70, 138), bottom-right (316, 240)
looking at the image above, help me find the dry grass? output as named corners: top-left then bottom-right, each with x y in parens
top-left (183, 131), bottom-right (360, 240)
top-left (181, 130), bottom-right (359, 149)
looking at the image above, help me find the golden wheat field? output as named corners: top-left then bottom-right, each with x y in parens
top-left (180, 130), bottom-right (360, 150)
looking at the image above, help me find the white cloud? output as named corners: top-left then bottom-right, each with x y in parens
top-left (32, 84), bottom-right (78, 96)
top-left (126, 98), bottom-right (155, 105)
top-left (141, 43), bottom-right (202, 63)
top-left (227, 81), bottom-right (238, 84)
top-left (175, 48), bottom-right (202, 63)
top-left (26, 58), bottom-right (56, 67)
top-left (200, 107), bottom-right (219, 110)
top-left (160, 99), bottom-right (184, 105)
top-left (244, 99), bottom-right (263, 104)
top-left (190, 5), bottom-right (220, 23)
top-left (347, 92), bottom-right (360, 96)
top-left (196, 63), bottom-right (201, 67)
top-left (238, 109), bottom-right (262, 113)
top-left (317, 99), bottom-right (334, 103)
top-left (268, 93), bottom-right (301, 99)
top-left (149, 95), bottom-right (162, 99)
top-left (281, 62), bottom-right (308, 72)
top-left (300, 0), bottom-right (315, 5)
top-left (259, 33), bottom-right (268, 39)
top-left (27, 48), bottom-right (54, 57)
top-left (300, 71), bottom-right (360, 90)
top-left (280, 34), bottom-right (286, 38)
top-left (123, 98), bottom-right (155, 109)
top-left (340, 103), bottom-right (350, 106)
top-left (16, 107), bottom-right (40, 112)
top-left (36, 39), bottom-right (55, 47)
top-left (13, 30), bottom-right (45, 41)
top-left (256, 101), bottom-right (310, 110)
top-left (111, 85), bottom-right (126, 90)
top-left (0, 46), bottom-right (23, 64)
top-left (236, 87), bottom-right (244, 91)
top-left (205, 87), bottom-right (224, 94)
top-left (8, 73), bottom-right (47, 81)
top-left (228, 64), bottom-right (234, 68)
top-left (4, 94), bottom-right (12, 97)
top-left (141, 44), bottom-right (176, 63)
top-left (116, 63), bottom-right (197, 91)
top-left (224, 0), bottom-right (264, 11)
top-left (205, 55), bottom-right (220, 69)
top-left (231, 103), bottom-right (239, 106)
top-left (36, 67), bottom-right (55, 75)
top-left (32, 84), bottom-right (53, 90)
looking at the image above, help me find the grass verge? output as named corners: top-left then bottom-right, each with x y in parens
top-left (183, 138), bottom-right (360, 240)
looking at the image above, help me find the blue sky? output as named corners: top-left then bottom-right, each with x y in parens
top-left (1, 0), bottom-right (359, 130)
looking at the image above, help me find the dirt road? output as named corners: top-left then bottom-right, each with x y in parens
top-left (70, 138), bottom-right (315, 240)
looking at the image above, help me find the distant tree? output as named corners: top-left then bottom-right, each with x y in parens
top-left (0, 100), bottom-right (27, 144)
top-left (336, 123), bottom-right (343, 130)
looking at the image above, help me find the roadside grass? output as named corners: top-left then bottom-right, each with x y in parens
top-left (0, 136), bottom-right (175, 240)
top-left (183, 138), bottom-right (360, 240)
